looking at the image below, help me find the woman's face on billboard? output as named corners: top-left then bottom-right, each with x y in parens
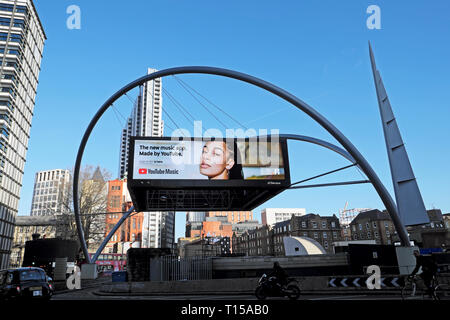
top-left (200, 141), bottom-right (234, 179)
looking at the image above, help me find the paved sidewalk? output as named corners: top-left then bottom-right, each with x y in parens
top-left (53, 275), bottom-right (112, 295)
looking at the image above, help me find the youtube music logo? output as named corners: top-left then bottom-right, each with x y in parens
top-left (138, 168), bottom-right (147, 174)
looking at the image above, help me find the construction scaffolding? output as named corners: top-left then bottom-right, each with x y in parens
top-left (339, 202), bottom-right (371, 227)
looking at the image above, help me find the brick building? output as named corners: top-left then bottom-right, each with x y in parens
top-left (404, 209), bottom-right (449, 248)
top-left (341, 226), bottom-right (352, 241)
top-left (233, 213), bottom-right (342, 256)
top-left (201, 216), bottom-right (233, 239)
top-left (104, 179), bottom-right (142, 253)
top-left (185, 212), bottom-right (205, 238)
top-left (350, 209), bottom-right (396, 245)
top-left (232, 220), bottom-right (262, 238)
top-left (289, 214), bottom-right (342, 253)
top-left (207, 211), bottom-right (253, 224)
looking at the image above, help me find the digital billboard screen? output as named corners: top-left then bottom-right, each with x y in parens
top-left (129, 137), bottom-right (290, 187)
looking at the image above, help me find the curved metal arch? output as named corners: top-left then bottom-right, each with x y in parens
top-left (74, 66), bottom-right (410, 263)
top-left (92, 133), bottom-right (356, 262)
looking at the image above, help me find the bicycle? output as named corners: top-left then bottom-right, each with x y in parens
top-left (401, 274), bottom-right (449, 300)
top-left (434, 277), bottom-right (450, 301)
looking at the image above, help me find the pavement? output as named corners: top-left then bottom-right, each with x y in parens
top-left (49, 274), bottom-right (450, 301)
top-left (52, 274), bottom-right (113, 295)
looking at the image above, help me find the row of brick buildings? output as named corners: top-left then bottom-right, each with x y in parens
top-left (231, 209), bottom-right (450, 257)
top-left (232, 214), bottom-right (342, 255)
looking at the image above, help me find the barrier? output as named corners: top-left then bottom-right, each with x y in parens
top-left (98, 273), bottom-right (450, 295)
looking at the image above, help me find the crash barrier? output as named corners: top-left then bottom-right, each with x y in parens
top-left (98, 273), bottom-right (450, 295)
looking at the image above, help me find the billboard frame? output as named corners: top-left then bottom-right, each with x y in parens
top-left (128, 136), bottom-right (291, 189)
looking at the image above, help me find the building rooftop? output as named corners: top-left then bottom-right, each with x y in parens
top-left (426, 209), bottom-right (443, 222)
top-left (273, 219), bottom-right (291, 229)
top-left (351, 209), bottom-right (391, 224)
top-left (91, 166), bottom-right (105, 182)
top-left (299, 213), bottom-right (339, 220)
top-left (284, 236), bottom-right (327, 255)
top-left (15, 215), bottom-right (57, 226)
top-left (205, 216), bottom-right (230, 223)
top-left (30, 0), bottom-right (47, 40)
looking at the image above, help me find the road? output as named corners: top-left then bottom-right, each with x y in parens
top-left (52, 287), bottom-right (447, 301)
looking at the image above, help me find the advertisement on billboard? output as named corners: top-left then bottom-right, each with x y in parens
top-left (130, 137), bottom-right (289, 186)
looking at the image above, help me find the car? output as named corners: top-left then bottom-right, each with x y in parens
top-left (0, 267), bottom-right (54, 301)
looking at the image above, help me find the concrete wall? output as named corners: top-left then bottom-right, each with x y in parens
top-left (212, 254), bottom-right (349, 270)
top-left (211, 254), bottom-right (351, 278)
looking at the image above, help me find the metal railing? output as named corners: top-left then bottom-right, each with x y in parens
top-left (158, 255), bottom-right (212, 281)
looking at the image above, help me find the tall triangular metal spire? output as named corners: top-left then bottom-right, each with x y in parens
top-left (369, 42), bottom-right (429, 226)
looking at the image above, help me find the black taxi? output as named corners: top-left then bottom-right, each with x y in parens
top-left (0, 267), bottom-right (53, 301)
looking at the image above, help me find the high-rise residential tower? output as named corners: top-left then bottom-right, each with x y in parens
top-left (30, 169), bottom-right (70, 216)
top-left (0, 0), bottom-right (46, 269)
top-left (142, 211), bottom-right (175, 249)
top-left (117, 68), bottom-right (173, 249)
top-left (118, 67), bottom-right (163, 179)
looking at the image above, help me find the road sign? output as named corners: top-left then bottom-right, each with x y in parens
top-left (327, 276), bottom-right (404, 288)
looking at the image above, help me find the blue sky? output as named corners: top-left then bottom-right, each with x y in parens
top-left (19, 0), bottom-right (450, 241)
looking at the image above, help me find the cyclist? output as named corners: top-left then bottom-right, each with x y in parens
top-left (409, 250), bottom-right (438, 296)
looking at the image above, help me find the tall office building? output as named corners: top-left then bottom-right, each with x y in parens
top-left (261, 208), bottom-right (306, 226)
top-left (185, 211), bottom-right (206, 237)
top-left (30, 169), bottom-right (70, 216)
top-left (118, 67), bottom-right (163, 179)
top-left (0, 0), bottom-right (46, 269)
top-left (142, 211), bottom-right (175, 249)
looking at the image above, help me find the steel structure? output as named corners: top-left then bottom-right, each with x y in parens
top-left (339, 207), bottom-right (371, 227)
top-left (73, 65), bottom-right (411, 263)
top-left (369, 44), bottom-right (429, 226)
